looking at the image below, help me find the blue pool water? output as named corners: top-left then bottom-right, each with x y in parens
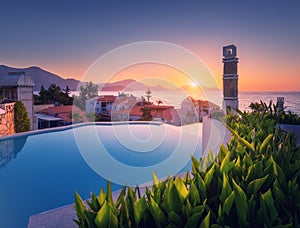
top-left (0, 122), bottom-right (202, 227)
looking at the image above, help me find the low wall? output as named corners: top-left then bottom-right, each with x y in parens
top-left (0, 103), bottom-right (15, 136)
top-left (202, 117), bottom-right (231, 156)
top-left (278, 124), bottom-right (300, 145)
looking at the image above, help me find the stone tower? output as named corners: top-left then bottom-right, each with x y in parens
top-left (222, 44), bottom-right (239, 112)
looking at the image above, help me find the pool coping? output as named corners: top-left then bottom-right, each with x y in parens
top-left (27, 173), bottom-right (186, 228)
top-left (0, 121), bottom-right (164, 141)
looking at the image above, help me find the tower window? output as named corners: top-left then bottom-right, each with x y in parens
top-left (226, 49), bottom-right (232, 55)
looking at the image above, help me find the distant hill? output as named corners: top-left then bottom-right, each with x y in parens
top-left (0, 65), bottom-right (186, 92)
top-left (0, 65), bottom-right (80, 91)
top-left (99, 79), bottom-right (169, 91)
top-left (178, 84), bottom-right (221, 93)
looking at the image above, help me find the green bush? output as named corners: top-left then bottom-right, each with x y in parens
top-left (211, 110), bottom-right (226, 122)
top-left (14, 101), bottom-right (30, 132)
top-left (75, 106), bottom-right (300, 227)
top-left (249, 100), bottom-right (300, 124)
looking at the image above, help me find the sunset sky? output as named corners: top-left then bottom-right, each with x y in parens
top-left (0, 0), bottom-right (299, 91)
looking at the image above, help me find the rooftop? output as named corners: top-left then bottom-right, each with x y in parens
top-left (97, 95), bottom-right (116, 103)
top-left (38, 105), bottom-right (86, 123)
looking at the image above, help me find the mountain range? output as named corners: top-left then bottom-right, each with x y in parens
top-left (0, 65), bottom-right (170, 92)
top-left (0, 65), bottom-right (80, 91)
top-left (0, 65), bottom-right (217, 92)
top-left (98, 79), bottom-right (169, 91)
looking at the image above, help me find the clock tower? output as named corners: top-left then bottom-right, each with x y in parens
top-left (222, 44), bottom-right (239, 112)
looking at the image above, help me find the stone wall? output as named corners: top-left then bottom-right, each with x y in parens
top-left (202, 117), bottom-right (231, 156)
top-left (0, 103), bottom-right (15, 136)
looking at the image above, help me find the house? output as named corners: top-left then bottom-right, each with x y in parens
top-left (86, 93), bottom-right (143, 118)
top-left (86, 95), bottom-right (116, 115)
top-left (111, 104), bottom-right (179, 124)
top-left (180, 96), bottom-right (220, 124)
top-left (112, 92), bottom-right (143, 111)
top-left (0, 72), bottom-right (35, 129)
top-left (35, 105), bottom-right (86, 129)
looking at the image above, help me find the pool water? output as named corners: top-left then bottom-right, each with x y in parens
top-left (0, 122), bottom-right (202, 227)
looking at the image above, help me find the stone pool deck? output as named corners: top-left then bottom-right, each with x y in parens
top-left (28, 188), bottom-right (125, 228)
top-left (28, 182), bottom-right (163, 227)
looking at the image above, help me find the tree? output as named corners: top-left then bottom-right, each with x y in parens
top-left (39, 85), bottom-right (49, 104)
top-left (14, 101), bottom-right (30, 132)
top-left (86, 112), bottom-right (96, 122)
top-left (35, 84), bottom-right (73, 105)
top-left (74, 82), bottom-right (98, 110)
top-left (59, 86), bottom-right (73, 105)
top-left (69, 112), bottom-right (83, 124)
top-left (48, 84), bottom-right (62, 103)
top-left (63, 86), bottom-right (71, 97)
top-left (157, 100), bottom-right (163, 106)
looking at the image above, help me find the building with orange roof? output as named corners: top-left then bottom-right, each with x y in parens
top-left (180, 96), bottom-right (220, 124)
top-left (86, 95), bottom-right (116, 115)
top-left (111, 104), bottom-right (178, 124)
top-left (34, 105), bottom-right (86, 129)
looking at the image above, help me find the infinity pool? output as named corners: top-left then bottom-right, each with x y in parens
top-left (0, 122), bottom-right (202, 227)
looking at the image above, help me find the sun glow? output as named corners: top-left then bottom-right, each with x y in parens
top-left (190, 82), bottom-right (197, 88)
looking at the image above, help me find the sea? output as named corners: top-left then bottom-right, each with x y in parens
top-left (42, 90), bottom-right (299, 115)
top-left (94, 90), bottom-right (300, 115)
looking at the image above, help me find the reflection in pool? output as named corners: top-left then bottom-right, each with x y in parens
top-left (0, 122), bottom-right (202, 227)
top-left (0, 136), bottom-right (27, 170)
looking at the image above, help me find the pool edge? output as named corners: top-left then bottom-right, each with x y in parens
top-left (0, 121), bottom-right (164, 141)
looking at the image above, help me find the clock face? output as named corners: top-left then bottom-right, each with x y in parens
top-left (226, 48), bottom-right (232, 55)
top-left (223, 45), bottom-right (236, 57)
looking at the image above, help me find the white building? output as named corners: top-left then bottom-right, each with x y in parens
top-left (112, 92), bottom-right (143, 111)
top-left (180, 96), bottom-right (218, 125)
top-left (85, 95), bottom-right (116, 114)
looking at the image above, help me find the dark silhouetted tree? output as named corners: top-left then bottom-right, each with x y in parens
top-left (39, 85), bottom-right (49, 104)
top-left (157, 100), bottom-right (163, 106)
top-left (35, 84), bottom-right (73, 105)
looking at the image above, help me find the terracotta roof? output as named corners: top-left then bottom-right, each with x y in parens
top-left (129, 106), bottom-right (144, 116)
top-left (113, 96), bottom-right (141, 106)
top-left (37, 105), bottom-right (87, 123)
top-left (162, 109), bottom-right (172, 121)
top-left (97, 95), bottom-right (116, 103)
top-left (193, 99), bottom-right (219, 109)
top-left (112, 105), bottom-right (176, 122)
